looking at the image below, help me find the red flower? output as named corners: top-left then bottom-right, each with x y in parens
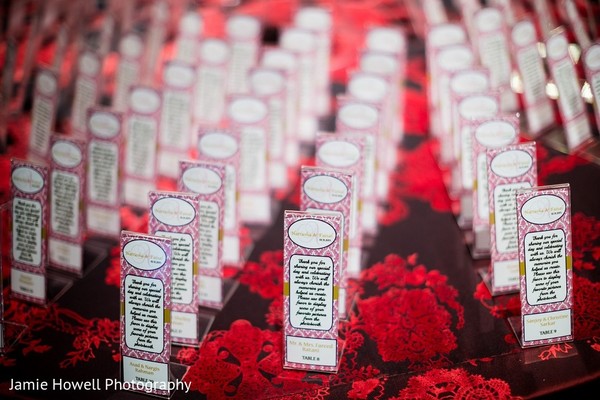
top-left (347, 377), bottom-right (385, 399)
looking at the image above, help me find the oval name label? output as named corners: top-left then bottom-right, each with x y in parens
top-left (182, 167), bottom-right (223, 195)
top-left (228, 98), bottom-right (267, 124)
top-left (123, 239), bottom-right (167, 270)
top-left (474, 120), bottom-right (517, 148)
top-left (317, 141), bottom-right (360, 167)
top-left (521, 194), bottom-right (566, 225)
top-left (338, 103), bottom-right (378, 129)
top-left (304, 175), bottom-right (348, 204)
top-left (89, 111), bottom-right (120, 139)
top-left (51, 140), bottom-right (83, 168)
top-left (198, 132), bottom-right (238, 159)
top-left (152, 197), bottom-right (196, 226)
top-left (12, 166), bottom-right (44, 194)
top-left (491, 149), bottom-right (533, 178)
top-left (288, 218), bottom-right (337, 249)
top-left (130, 87), bottom-right (161, 114)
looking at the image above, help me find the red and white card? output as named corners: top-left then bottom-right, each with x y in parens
top-left (315, 133), bottom-right (364, 277)
top-left (226, 94), bottom-right (271, 225)
top-left (86, 108), bottom-right (123, 239)
top-left (196, 129), bottom-right (241, 267)
top-left (120, 231), bottom-right (172, 396)
top-left (178, 160), bottom-right (226, 309)
top-left (300, 166), bottom-right (356, 319)
top-left (486, 142), bottom-right (537, 295)
top-left (148, 191), bottom-right (200, 345)
top-left (515, 184), bottom-right (573, 347)
top-left (48, 135), bottom-right (86, 275)
top-left (158, 60), bottom-right (195, 178)
top-left (283, 210), bottom-right (342, 372)
top-left (510, 19), bottom-right (555, 136)
top-left (28, 66), bottom-right (59, 160)
top-left (123, 86), bottom-right (162, 209)
top-left (545, 28), bottom-right (593, 152)
top-left (174, 11), bottom-right (203, 64)
top-left (10, 159), bottom-right (49, 305)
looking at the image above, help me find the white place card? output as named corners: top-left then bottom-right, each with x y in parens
top-left (194, 38), bottom-right (230, 127)
top-left (113, 32), bottom-right (144, 112)
top-left (178, 160), bottom-right (226, 309)
top-left (10, 159), bottom-right (48, 305)
top-left (248, 67), bottom-right (287, 190)
top-left (283, 210), bottom-right (342, 373)
top-left (280, 26), bottom-right (319, 143)
top-left (335, 97), bottom-right (380, 236)
top-left (261, 47), bottom-right (300, 170)
top-left (226, 95), bottom-right (271, 225)
top-left (473, 6), bottom-right (519, 112)
top-left (120, 231), bottom-right (172, 396)
top-left (86, 108), bottom-right (123, 239)
top-left (70, 49), bottom-right (103, 136)
top-left (158, 60), bottom-right (195, 179)
top-left (28, 66), bottom-right (59, 160)
top-left (486, 142), bottom-right (537, 294)
top-left (123, 86), bottom-right (162, 209)
top-left (226, 13), bottom-right (261, 94)
top-left (545, 28), bottom-right (594, 152)
top-left (510, 19), bottom-right (555, 136)
top-left (582, 41), bottom-right (600, 135)
top-left (514, 184), bottom-right (573, 348)
top-left (195, 129), bottom-right (241, 267)
top-left (48, 135), bottom-right (86, 275)
top-left (294, 6), bottom-right (333, 116)
top-left (174, 11), bottom-right (203, 64)
top-left (316, 133), bottom-right (364, 277)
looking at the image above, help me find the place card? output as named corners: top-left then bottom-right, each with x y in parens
top-left (345, 71), bottom-right (392, 203)
top-left (158, 60), bottom-right (195, 179)
top-left (123, 86), bottom-right (162, 209)
top-left (425, 23), bottom-right (467, 138)
top-left (178, 160), bottom-right (227, 309)
top-left (532, 0), bottom-right (557, 40)
top-left (86, 108), bottom-right (123, 239)
top-left (448, 68), bottom-right (491, 195)
top-left (455, 92), bottom-right (500, 228)
top-left (510, 19), bottom-right (555, 136)
top-left (70, 49), bottom-right (103, 136)
top-left (283, 210), bottom-right (343, 373)
top-left (300, 166), bottom-right (356, 319)
top-left (28, 66), bottom-right (59, 160)
top-left (225, 13), bottom-right (261, 94)
top-left (174, 11), bottom-right (203, 64)
top-left (512, 184), bottom-right (573, 348)
top-left (582, 42), bottom-right (600, 135)
top-left (48, 135), bottom-right (86, 275)
top-left (248, 67), bottom-right (287, 190)
top-left (261, 47), bottom-right (300, 170)
top-left (113, 32), bottom-right (144, 112)
top-left (226, 95), bottom-right (271, 225)
top-left (335, 97), bottom-right (380, 236)
top-left (120, 231), bottom-right (172, 396)
top-left (563, 0), bottom-right (591, 50)
top-left (294, 6), bottom-right (333, 116)
top-left (142, 0), bottom-right (169, 83)
top-left (315, 133), bottom-right (364, 277)
top-left (194, 38), bottom-right (230, 127)
top-left (280, 26), bottom-right (319, 143)
top-left (470, 115), bottom-right (520, 258)
top-left (432, 44), bottom-right (476, 165)
top-left (10, 159), bottom-right (48, 305)
top-left (472, 6), bottom-right (519, 112)
top-left (196, 129), bottom-right (241, 267)
top-left (485, 142), bottom-right (537, 295)
top-left (545, 27), bottom-right (593, 152)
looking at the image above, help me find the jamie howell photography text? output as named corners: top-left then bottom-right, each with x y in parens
top-left (8, 378), bottom-right (191, 394)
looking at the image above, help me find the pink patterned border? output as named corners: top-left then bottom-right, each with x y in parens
top-left (28, 66), bottom-right (59, 159)
top-left (582, 41), bottom-right (600, 137)
top-left (10, 158), bottom-right (49, 305)
top-left (283, 210), bottom-right (341, 372)
top-left (516, 184), bottom-right (573, 347)
top-left (487, 142), bottom-right (537, 294)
